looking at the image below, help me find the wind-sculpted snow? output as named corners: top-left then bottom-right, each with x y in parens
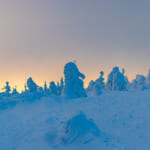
top-left (45, 111), bottom-right (114, 150)
top-left (62, 112), bottom-right (99, 143)
top-left (1, 91), bottom-right (150, 149)
top-left (61, 111), bottom-right (108, 145)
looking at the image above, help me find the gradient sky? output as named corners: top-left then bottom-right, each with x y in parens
top-left (0, 0), bottom-right (150, 91)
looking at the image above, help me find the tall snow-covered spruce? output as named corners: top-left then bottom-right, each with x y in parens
top-left (62, 62), bottom-right (87, 98)
top-left (106, 67), bottom-right (127, 91)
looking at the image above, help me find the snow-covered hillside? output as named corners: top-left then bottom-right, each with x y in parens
top-left (1, 91), bottom-right (150, 150)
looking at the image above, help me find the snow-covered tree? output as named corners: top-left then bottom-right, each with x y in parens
top-left (122, 68), bottom-right (125, 75)
top-left (57, 83), bottom-right (61, 95)
top-left (44, 81), bottom-right (48, 93)
top-left (146, 69), bottom-right (150, 88)
top-left (95, 71), bottom-right (105, 90)
top-left (136, 75), bottom-right (146, 89)
top-left (3, 81), bottom-right (11, 93)
top-left (60, 77), bottom-right (64, 89)
top-left (57, 77), bottom-right (64, 95)
top-left (27, 77), bottom-right (38, 92)
top-left (131, 74), bottom-right (146, 90)
top-left (87, 80), bottom-right (95, 92)
top-left (93, 83), bottom-right (102, 95)
top-left (130, 79), bottom-right (137, 90)
top-left (12, 87), bottom-right (18, 95)
top-left (57, 81), bottom-right (60, 87)
top-left (125, 76), bottom-right (130, 90)
top-left (24, 83), bottom-right (27, 92)
top-left (87, 79), bottom-right (102, 96)
top-left (49, 81), bottom-right (58, 95)
top-left (62, 62), bottom-right (87, 98)
top-left (106, 67), bottom-right (127, 91)
top-left (38, 87), bottom-right (43, 93)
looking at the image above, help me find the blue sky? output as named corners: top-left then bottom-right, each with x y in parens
top-left (0, 0), bottom-right (150, 90)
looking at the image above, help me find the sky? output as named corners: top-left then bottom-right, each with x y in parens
top-left (0, 0), bottom-right (150, 92)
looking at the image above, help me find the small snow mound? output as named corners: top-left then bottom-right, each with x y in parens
top-left (62, 111), bottom-right (100, 144)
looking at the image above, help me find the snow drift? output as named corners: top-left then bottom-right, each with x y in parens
top-left (1, 91), bottom-right (150, 150)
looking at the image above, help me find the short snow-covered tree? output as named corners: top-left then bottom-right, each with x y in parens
top-left (44, 81), bottom-right (48, 93)
top-left (38, 87), bottom-right (43, 93)
top-left (146, 69), bottom-right (150, 88)
top-left (60, 77), bottom-right (64, 89)
top-left (136, 75), bottom-right (146, 89)
top-left (62, 62), bottom-right (87, 98)
top-left (106, 67), bottom-right (127, 91)
top-left (49, 81), bottom-right (58, 95)
top-left (3, 81), bottom-right (11, 93)
top-left (93, 83), bottom-right (102, 95)
top-left (87, 80), bottom-right (95, 92)
top-left (12, 87), bottom-right (18, 95)
top-left (27, 77), bottom-right (38, 92)
top-left (130, 79), bottom-right (137, 90)
top-left (95, 71), bottom-right (105, 90)
top-left (24, 83), bottom-right (27, 92)
top-left (57, 77), bottom-right (64, 95)
top-left (131, 74), bottom-right (146, 90)
top-left (87, 74), bottom-right (103, 96)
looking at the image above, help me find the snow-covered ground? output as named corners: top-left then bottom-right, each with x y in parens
top-left (1, 91), bottom-right (150, 150)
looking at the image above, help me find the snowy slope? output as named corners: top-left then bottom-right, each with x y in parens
top-left (1, 91), bottom-right (150, 150)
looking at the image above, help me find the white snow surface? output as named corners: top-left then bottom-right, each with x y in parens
top-left (1, 91), bottom-right (150, 150)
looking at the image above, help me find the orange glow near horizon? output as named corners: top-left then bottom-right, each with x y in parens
top-left (0, 64), bottom-right (148, 93)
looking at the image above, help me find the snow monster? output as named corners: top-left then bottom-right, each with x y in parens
top-left (62, 62), bottom-right (87, 98)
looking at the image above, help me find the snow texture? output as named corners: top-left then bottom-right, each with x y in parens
top-left (1, 91), bottom-right (150, 149)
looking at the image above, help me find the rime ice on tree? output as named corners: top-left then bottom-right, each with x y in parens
top-left (60, 77), bottom-right (64, 89)
top-left (38, 87), bottom-right (43, 93)
top-left (49, 81), bottom-right (58, 95)
top-left (146, 69), bottom-right (150, 88)
top-left (87, 80), bottom-right (95, 92)
top-left (12, 87), bottom-right (18, 95)
top-left (95, 71), bottom-right (105, 90)
top-left (86, 71), bottom-right (105, 96)
top-left (136, 75), bottom-right (146, 90)
top-left (44, 81), bottom-right (49, 93)
top-left (63, 62), bottom-right (87, 98)
top-left (131, 74), bottom-right (146, 90)
top-left (27, 77), bottom-right (38, 92)
top-left (87, 82), bottom-right (100, 96)
top-left (87, 80), bottom-right (102, 96)
top-left (93, 83), bottom-right (102, 95)
top-left (57, 77), bottom-right (64, 95)
top-left (3, 81), bottom-right (11, 93)
top-left (106, 67), bottom-right (127, 91)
